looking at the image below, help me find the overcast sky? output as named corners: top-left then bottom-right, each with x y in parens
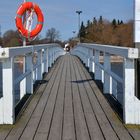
top-left (0, 0), bottom-right (133, 41)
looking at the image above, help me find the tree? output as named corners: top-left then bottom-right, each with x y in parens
top-left (3, 30), bottom-right (20, 47)
top-left (80, 21), bottom-right (86, 42)
top-left (112, 19), bottom-right (117, 28)
top-left (0, 37), bottom-right (3, 47)
top-left (46, 28), bottom-right (60, 43)
top-left (98, 16), bottom-right (103, 25)
top-left (93, 17), bottom-right (97, 25)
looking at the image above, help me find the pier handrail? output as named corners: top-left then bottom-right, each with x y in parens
top-left (72, 43), bottom-right (140, 124)
top-left (0, 44), bottom-right (65, 124)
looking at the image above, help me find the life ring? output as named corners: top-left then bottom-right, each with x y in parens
top-left (15, 2), bottom-right (44, 39)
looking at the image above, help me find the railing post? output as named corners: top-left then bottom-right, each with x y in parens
top-left (103, 53), bottom-right (111, 93)
top-left (85, 48), bottom-right (89, 67)
top-left (88, 48), bottom-right (93, 72)
top-left (20, 56), bottom-right (26, 99)
top-left (37, 50), bottom-right (42, 80)
top-left (92, 50), bottom-right (95, 73)
top-left (48, 48), bottom-right (51, 68)
top-left (2, 58), bottom-right (15, 124)
top-left (94, 50), bottom-right (102, 80)
top-left (52, 48), bottom-right (55, 64)
top-left (26, 53), bottom-right (33, 94)
top-left (43, 48), bottom-right (48, 73)
top-left (123, 58), bottom-right (138, 124)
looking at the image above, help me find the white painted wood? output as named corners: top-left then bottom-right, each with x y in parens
top-left (48, 48), bottom-right (51, 68)
top-left (37, 51), bottom-right (42, 80)
top-left (88, 48), bottom-right (93, 72)
top-left (72, 43), bottom-right (140, 124)
top-left (76, 43), bottom-right (138, 59)
top-left (135, 0), bottom-right (140, 42)
top-left (26, 53), bottom-right (33, 94)
top-left (0, 48), bottom-right (9, 59)
top-left (43, 49), bottom-right (48, 73)
top-left (94, 50), bottom-right (102, 80)
top-left (103, 53), bottom-right (111, 94)
top-left (20, 56), bottom-right (26, 99)
top-left (0, 98), bottom-right (3, 124)
top-left (92, 61), bottom-right (95, 73)
top-left (123, 58), bottom-right (140, 124)
top-left (52, 48), bottom-right (55, 64)
top-left (0, 44), bottom-right (64, 124)
top-left (2, 58), bottom-right (15, 124)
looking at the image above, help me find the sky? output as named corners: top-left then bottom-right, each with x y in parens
top-left (0, 0), bottom-right (133, 41)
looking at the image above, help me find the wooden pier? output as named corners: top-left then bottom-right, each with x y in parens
top-left (1, 54), bottom-right (140, 140)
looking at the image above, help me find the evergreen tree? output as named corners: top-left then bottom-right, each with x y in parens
top-left (117, 20), bottom-right (120, 25)
top-left (112, 19), bottom-right (117, 28)
top-left (80, 21), bottom-right (86, 42)
top-left (98, 16), bottom-right (103, 24)
top-left (87, 20), bottom-right (91, 27)
top-left (93, 17), bottom-right (97, 25)
top-left (120, 20), bottom-right (123, 24)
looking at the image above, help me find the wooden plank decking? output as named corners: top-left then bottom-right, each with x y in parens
top-left (0, 54), bottom-right (140, 140)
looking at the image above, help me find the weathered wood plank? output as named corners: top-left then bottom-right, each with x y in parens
top-left (72, 56), bottom-right (105, 140)
top-left (126, 126), bottom-right (140, 140)
top-left (47, 55), bottom-right (67, 140)
top-left (19, 58), bottom-right (64, 140)
top-left (0, 125), bottom-right (13, 140)
top-left (75, 56), bottom-right (134, 140)
top-left (33, 57), bottom-right (65, 140)
top-left (62, 55), bottom-right (76, 140)
top-left (70, 55), bottom-right (90, 140)
top-left (5, 57), bottom-right (63, 140)
top-left (1, 54), bottom-right (140, 140)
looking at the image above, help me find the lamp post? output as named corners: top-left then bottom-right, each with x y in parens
top-left (76, 10), bottom-right (82, 43)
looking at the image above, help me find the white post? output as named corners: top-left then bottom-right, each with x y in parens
top-left (2, 58), bottom-right (15, 124)
top-left (94, 50), bottom-right (102, 80)
top-left (103, 53), bottom-right (111, 93)
top-left (88, 48), bottom-right (93, 72)
top-left (20, 56), bottom-right (26, 99)
top-left (48, 48), bottom-right (51, 68)
top-left (92, 50), bottom-right (95, 73)
top-left (52, 48), bottom-right (54, 65)
top-left (26, 53), bottom-right (33, 94)
top-left (85, 48), bottom-right (89, 66)
top-left (37, 51), bottom-right (42, 80)
top-left (43, 48), bottom-right (48, 73)
top-left (123, 58), bottom-right (140, 124)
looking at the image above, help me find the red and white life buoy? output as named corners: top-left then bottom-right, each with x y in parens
top-left (15, 2), bottom-right (44, 39)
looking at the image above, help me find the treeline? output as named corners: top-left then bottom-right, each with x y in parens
top-left (79, 16), bottom-right (134, 47)
top-left (0, 28), bottom-right (63, 47)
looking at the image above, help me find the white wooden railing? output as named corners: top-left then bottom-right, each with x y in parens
top-left (72, 43), bottom-right (140, 124)
top-left (0, 44), bottom-right (65, 124)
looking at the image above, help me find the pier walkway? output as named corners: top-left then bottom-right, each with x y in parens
top-left (1, 54), bottom-right (140, 140)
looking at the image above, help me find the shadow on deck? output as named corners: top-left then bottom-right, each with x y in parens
top-left (0, 54), bottom-right (140, 140)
